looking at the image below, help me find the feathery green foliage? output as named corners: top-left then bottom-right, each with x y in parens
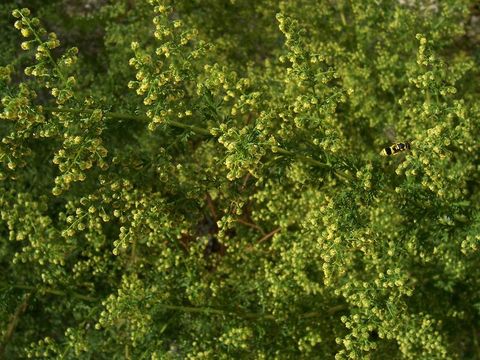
top-left (1, 0), bottom-right (480, 358)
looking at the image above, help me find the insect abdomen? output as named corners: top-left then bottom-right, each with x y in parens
top-left (382, 147), bottom-right (393, 156)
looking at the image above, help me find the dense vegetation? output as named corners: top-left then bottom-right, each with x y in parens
top-left (1, 0), bottom-right (480, 358)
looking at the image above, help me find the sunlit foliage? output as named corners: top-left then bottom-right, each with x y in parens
top-left (1, 1), bottom-right (480, 358)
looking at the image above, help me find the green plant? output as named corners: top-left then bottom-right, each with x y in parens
top-left (1, 0), bottom-right (480, 359)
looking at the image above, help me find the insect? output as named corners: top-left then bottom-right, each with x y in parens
top-left (380, 125), bottom-right (412, 156)
top-left (380, 141), bottom-right (411, 156)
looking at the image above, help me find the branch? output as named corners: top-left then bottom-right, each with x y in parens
top-left (205, 193), bottom-right (218, 221)
top-left (235, 218), bottom-right (266, 235)
top-left (258, 227), bottom-right (281, 243)
top-left (0, 292), bottom-right (33, 357)
top-left (300, 304), bottom-right (348, 318)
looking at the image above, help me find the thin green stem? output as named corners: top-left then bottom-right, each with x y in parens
top-left (43, 106), bottom-right (212, 136)
top-left (1, 283), bottom-right (96, 302)
top-left (272, 146), bottom-right (330, 169)
top-left (156, 303), bottom-right (345, 321)
top-left (339, 10), bottom-right (347, 27)
top-left (155, 303), bottom-right (254, 318)
top-left (272, 145), bottom-right (354, 181)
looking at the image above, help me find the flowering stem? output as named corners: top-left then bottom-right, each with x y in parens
top-left (43, 107), bottom-right (352, 180)
top-left (20, 14), bottom-right (67, 84)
